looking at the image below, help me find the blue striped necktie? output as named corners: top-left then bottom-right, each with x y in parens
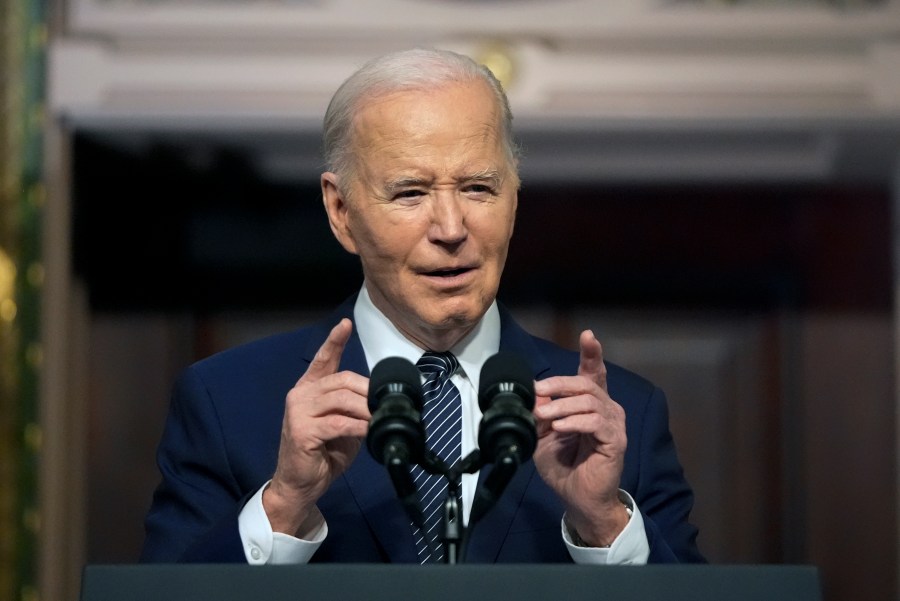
top-left (411, 351), bottom-right (462, 564)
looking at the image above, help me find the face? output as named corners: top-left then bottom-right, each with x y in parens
top-left (322, 79), bottom-right (519, 351)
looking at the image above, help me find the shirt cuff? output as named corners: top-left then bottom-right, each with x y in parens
top-left (562, 490), bottom-right (650, 565)
top-left (237, 480), bottom-right (327, 565)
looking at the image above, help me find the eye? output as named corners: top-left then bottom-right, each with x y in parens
top-left (392, 189), bottom-right (425, 201)
top-left (464, 183), bottom-right (497, 196)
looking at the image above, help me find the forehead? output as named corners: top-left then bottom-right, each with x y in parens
top-left (350, 80), bottom-right (506, 178)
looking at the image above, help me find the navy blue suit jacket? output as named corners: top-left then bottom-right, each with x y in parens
top-left (140, 295), bottom-right (704, 564)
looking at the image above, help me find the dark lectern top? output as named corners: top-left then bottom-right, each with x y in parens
top-left (81, 563), bottom-right (822, 601)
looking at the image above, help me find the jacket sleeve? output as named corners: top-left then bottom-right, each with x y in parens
top-left (140, 366), bottom-right (250, 563)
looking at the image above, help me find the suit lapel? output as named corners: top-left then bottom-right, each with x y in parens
top-left (343, 335), bottom-right (420, 563)
top-left (464, 304), bottom-right (558, 561)
top-left (343, 440), bottom-right (420, 563)
top-left (311, 296), bottom-right (419, 562)
top-left (464, 462), bottom-right (538, 562)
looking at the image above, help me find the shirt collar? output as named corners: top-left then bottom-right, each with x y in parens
top-left (353, 283), bottom-right (500, 390)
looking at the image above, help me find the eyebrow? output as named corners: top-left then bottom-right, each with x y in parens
top-left (461, 169), bottom-right (503, 188)
top-left (383, 177), bottom-right (431, 197)
top-left (384, 169), bottom-right (503, 197)
top-left (383, 169), bottom-right (504, 196)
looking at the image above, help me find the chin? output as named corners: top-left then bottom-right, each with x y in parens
top-left (411, 289), bottom-right (492, 328)
top-left (437, 313), bottom-right (477, 329)
top-left (430, 303), bottom-right (485, 330)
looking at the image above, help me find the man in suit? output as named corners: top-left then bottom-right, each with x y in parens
top-left (140, 47), bottom-right (704, 565)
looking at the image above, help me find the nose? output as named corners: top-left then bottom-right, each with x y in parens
top-left (428, 193), bottom-right (467, 245)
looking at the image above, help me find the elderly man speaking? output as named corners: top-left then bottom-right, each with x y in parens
top-left (140, 47), bottom-right (705, 566)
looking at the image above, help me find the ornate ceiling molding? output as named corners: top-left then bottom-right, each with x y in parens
top-left (49, 0), bottom-right (900, 183)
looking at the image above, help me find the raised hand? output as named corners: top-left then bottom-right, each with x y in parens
top-left (532, 329), bottom-right (630, 547)
top-left (263, 318), bottom-right (371, 536)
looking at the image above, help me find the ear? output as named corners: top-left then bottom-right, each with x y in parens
top-left (321, 172), bottom-right (359, 255)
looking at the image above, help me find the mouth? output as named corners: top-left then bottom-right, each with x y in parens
top-left (425, 267), bottom-right (473, 278)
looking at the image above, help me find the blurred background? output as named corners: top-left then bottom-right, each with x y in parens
top-left (3, 0), bottom-right (900, 600)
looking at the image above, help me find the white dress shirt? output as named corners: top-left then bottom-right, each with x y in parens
top-left (238, 283), bottom-right (650, 564)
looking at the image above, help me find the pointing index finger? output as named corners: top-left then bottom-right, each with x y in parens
top-left (578, 329), bottom-right (607, 392)
top-left (298, 318), bottom-right (353, 385)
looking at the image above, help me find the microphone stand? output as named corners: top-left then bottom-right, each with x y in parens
top-left (419, 448), bottom-right (520, 564)
top-left (439, 450), bottom-right (482, 564)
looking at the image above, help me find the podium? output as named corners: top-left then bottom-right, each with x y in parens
top-left (80, 564), bottom-right (821, 601)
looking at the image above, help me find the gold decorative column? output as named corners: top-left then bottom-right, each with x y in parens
top-left (1, 1), bottom-right (45, 600)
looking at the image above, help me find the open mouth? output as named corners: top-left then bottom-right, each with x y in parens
top-left (426, 267), bottom-right (471, 277)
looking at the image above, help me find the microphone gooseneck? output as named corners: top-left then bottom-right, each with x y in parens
top-left (468, 351), bottom-right (537, 528)
top-left (366, 356), bottom-right (427, 528)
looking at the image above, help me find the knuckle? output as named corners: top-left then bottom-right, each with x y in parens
top-left (285, 387), bottom-right (304, 407)
top-left (332, 370), bottom-right (354, 389)
top-left (610, 401), bottom-right (626, 423)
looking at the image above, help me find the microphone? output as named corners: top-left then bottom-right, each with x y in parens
top-left (477, 351), bottom-right (537, 465)
top-left (366, 356), bottom-right (427, 527)
top-left (469, 351), bottom-right (537, 527)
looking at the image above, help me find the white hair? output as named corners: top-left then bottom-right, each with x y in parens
top-left (322, 47), bottom-right (520, 185)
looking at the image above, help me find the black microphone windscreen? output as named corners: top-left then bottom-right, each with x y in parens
top-left (368, 356), bottom-right (423, 413)
top-left (478, 351), bottom-right (535, 411)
